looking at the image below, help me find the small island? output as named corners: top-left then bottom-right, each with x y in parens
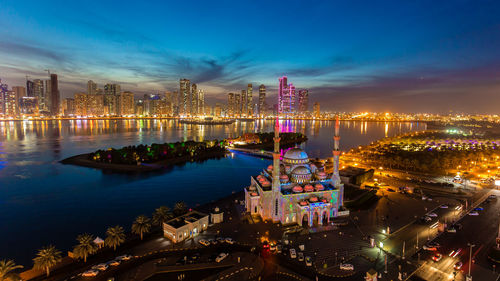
top-left (61, 132), bottom-right (308, 172)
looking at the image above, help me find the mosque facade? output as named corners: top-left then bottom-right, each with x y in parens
top-left (245, 117), bottom-right (345, 227)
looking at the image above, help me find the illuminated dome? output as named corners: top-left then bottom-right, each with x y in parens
top-left (291, 166), bottom-right (312, 183)
top-left (283, 148), bottom-right (309, 164)
top-left (267, 165), bottom-right (273, 172)
top-left (279, 174), bottom-right (289, 183)
top-left (314, 183), bottom-right (324, 191)
top-left (292, 166), bottom-right (310, 175)
top-left (316, 171), bottom-right (327, 181)
top-left (304, 184), bottom-right (314, 192)
top-left (309, 196), bottom-right (319, 202)
top-left (292, 185), bottom-right (303, 193)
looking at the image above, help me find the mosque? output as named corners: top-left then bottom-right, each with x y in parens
top-left (245, 117), bottom-right (345, 227)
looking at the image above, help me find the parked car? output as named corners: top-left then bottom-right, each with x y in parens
top-left (216, 237), bottom-right (225, 243)
top-left (299, 244), bottom-right (305, 251)
top-left (431, 253), bottom-right (443, 262)
top-left (446, 227), bottom-right (457, 233)
top-left (82, 269), bottom-right (99, 277)
top-left (108, 260), bottom-right (121, 266)
top-left (469, 211), bottom-right (479, 216)
top-left (289, 248), bottom-right (297, 259)
top-left (440, 204), bottom-right (449, 209)
top-left (208, 253), bottom-right (219, 262)
top-left (269, 242), bottom-right (276, 251)
top-left (423, 244), bottom-right (438, 251)
top-left (340, 263), bottom-right (354, 270)
top-left (489, 195), bottom-right (496, 199)
top-left (216, 253), bottom-right (229, 263)
top-left (305, 256), bottom-right (313, 266)
top-left (298, 252), bottom-right (304, 261)
top-left (427, 212), bottom-right (438, 217)
top-left (93, 263), bottom-right (108, 271)
top-left (208, 239), bottom-right (216, 245)
top-left (116, 255), bottom-right (133, 261)
top-left (474, 207), bottom-right (484, 211)
top-left (454, 262), bottom-right (463, 270)
top-left (199, 239), bottom-right (210, 246)
top-left (276, 245), bottom-right (283, 253)
top-left (225, 238), bottom-right (235, 244)
top-left (175, 256), bottom-right (187, 265)
top-left (421, 216), bottom-right (432, 223)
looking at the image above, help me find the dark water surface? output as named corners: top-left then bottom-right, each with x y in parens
top-left (0, 119), bottom-right (425, 265)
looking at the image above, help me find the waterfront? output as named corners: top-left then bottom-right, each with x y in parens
top-left (0, 119), bottom-right (425, 266)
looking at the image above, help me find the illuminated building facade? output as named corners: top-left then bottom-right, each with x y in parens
top-left (313, 102), bottom-right (320, 118)
top-left (191, 83), bottom-right (197, 115)
top-left (49, 74), bottom-right (60, 116)
top-left (227, 93), bottom-right (235, 116)
top-left (258, 84), bottom-right (266, 116)
top-left (278, 76), bottom-right (296, 114)
top-left (180, 78), bottom-right (190, 115)
top-left (245, 117), bottom-right (344, 227)
top-left (298, 89), bottom-right (309, 113)
top-left (246, 84), bottom-right (253, 116)
top-left (119, 91), bottom-right (135, 116)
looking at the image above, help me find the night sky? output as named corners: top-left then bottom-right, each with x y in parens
top-left (1, 0), bottom-right (500, 113)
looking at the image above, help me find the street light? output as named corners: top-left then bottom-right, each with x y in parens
top-left (467, 243), bottom-right (475, 280)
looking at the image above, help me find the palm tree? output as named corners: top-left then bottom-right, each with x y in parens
top-left (73, 233), bottom-right (98, 263)
top-left (33, 245), bottom-right (62, 277)
top-left (0, 260), bottom-right (23, 281)
top-left (152, 206), bottom-right (173, 226)
top-left (131, 215), bottom-right (151, 240)
top-left (173, 201), bottom-right (187, 216)
top-left (105, 225), bottom-right (126, 251)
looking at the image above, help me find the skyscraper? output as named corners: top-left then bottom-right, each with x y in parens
top-left (49, 74), bottom-right (60, 116)
top-left (12, 86), bottom-right (26, 116)
top-left (191, 83), bottom-right (198, 115)
top-left (0, 80), bottom-right (7, 116)
top-left (241, 90), bottom-right (247, 116)
top-left (26, 80), bottom-right (34, 97)
top-left (180, 78), bottom-right (190, 115)
top-left (235, 92), bottom-right (241, 116)
top-left (87, 80), bottom-right (97, 95)
top-left (298, 89), bottom-right (309, 113)
top-left (313, 102), bottom-right (320, 118)
top-left (198, 89), bottom-right (204, 115)
top-left (278, 76), bottom-right (296, 114)
top-left (258, 84), bottom-right (266, 116)
top-left (227, 93), bottom-right (235, 116)
top-left (119, 91), bottom-right (135, 116)
top-left (104, 83), bottom-right (120, 115)
top-left (62, 98), bottom-right (74, 116)
top-left (74, 93), bottom-right (88, 116)
top-left (246, 84), bottom-right (253, 116)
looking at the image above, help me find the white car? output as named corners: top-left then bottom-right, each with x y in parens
top-left (215, 253), bottom-right (228, 263)
top-left (289, 248), bottom-right (297, 259)
top-left (225, 238), bottom-right (235, 244)
top-left (199, 239), bottom-right (210, 246)
top-left (427, 212), bottom-right (438, 217)
top-left (440, 204), bottom-right (449, 209)
top-left (116, 255), bottom-right (133, 261)
top-left (469, 211), bottom-right (479, 216)
top-left (82, 269), bottom-right (99, 277)
top-left (340, 263), bottom-right (354, 271)
top-left (93, 263), bottom-right (108, 271)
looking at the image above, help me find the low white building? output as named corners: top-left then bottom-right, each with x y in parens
top-left (163, 211), bottom-right (209, 243)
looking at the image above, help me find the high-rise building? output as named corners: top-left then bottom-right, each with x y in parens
top-left (119, 91), bottom-right (135, 116)
top-left (104, 83), bottom-right (120, 115)
top-left (278, 76), bottom-right (296, 114)
top-left (180, 79), bottom-right (190, 115)
top-left (297, 89), bottom-right (309, 113)
top-left (19, 97), bottom-right (38, 115)
top-left (235, 92), bottom-right (241, 116)
top-left (35, 79), bottom-right (49, 114)
top-left (198, 89), bottom-right (204, 115)
top-left (313, 102), bottom-right (320, 118)
top-left (191, 83), bottom-right (198, 115)
top-left (74, 93), bottom-right (88, 116)
top-left (49, 74), bottom-right (60, 116)
top-left (215, 103), bottom-right (222, 117)
top-left (3, 91), bottom-right (17, 116)
top-left (246, 84), bottom-right (253, 116)
top-left (258, 84), bottom-right (266, 116)
top-left (12, 86), bottom-right (26, 115)
top-left (87, 80), bottom-right (97, 95)
top-left (87, 93), bottom-right (104, 116)
top-left (26, 80), bottom-right (34, 97)
top-left (62, 98), bottom-right (74, 116)
top-left (227, 93), bottom-right (235, 116)
top-left (0, 80), bottom-right (7, 116)
top-left (241, 90), bottom-right (247, 116)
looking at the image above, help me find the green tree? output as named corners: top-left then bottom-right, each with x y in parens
top-left (173, 201), bottom-right (188, 216)
top-left (33, 245), bottom-right (62, 277)
top-left (0, 260), bottom-right (23, 281)
top-left (132, 215), bottom-right (151, 240)
top-left (152, 206), bottom-right (173, 226)
top-left (73, 234), bottom-right (98, 263)
top-left (104, 225), bottom-right (126, 251)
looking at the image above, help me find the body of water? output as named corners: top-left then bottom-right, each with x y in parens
top-left (0, 119), bottom-right (425, 265)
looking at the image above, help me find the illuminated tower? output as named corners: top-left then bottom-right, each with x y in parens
top-left (331, 116), bottom-right (341, 186)
top-left (271, 116), bottom-right (281, 222)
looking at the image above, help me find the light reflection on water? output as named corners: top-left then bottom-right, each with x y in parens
top-left (0, 119), bottom-right (425, 265)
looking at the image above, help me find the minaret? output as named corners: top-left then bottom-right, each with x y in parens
top-left (331, 116), bottom-right (341, 186)
top-left (271, 116), bottom-right (281, 222)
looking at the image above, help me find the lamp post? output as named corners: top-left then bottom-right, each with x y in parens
top-left (467, 243), bottom-right (475, 281)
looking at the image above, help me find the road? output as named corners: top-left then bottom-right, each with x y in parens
top-left (416, 189), bottom-right (500, 281)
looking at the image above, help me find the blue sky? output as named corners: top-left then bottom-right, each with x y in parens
top-left (1, 0), bottom-right (500, 113)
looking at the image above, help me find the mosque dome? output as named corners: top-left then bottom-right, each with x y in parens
top-left (283, 148), bottom-right (309, 164)
top-left (304, 184), bottom-right (314, 192)
top-left (292, 185), bottom-right (303, 193)
top-left (279, 174), bottom-right (289, 183)
top-left (315, 183), bottom-right (324, 191)
top-left (292, 166), bottom-right (311, 175)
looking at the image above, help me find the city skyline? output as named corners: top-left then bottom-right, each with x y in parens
top-left (1, 1), bottom-right (500, 113)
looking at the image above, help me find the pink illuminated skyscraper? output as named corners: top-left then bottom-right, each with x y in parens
top-left (278, 76), bottom-right (296, 114)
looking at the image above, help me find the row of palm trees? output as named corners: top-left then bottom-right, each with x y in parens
top-left (0, 201), bottom-right (188, 279)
